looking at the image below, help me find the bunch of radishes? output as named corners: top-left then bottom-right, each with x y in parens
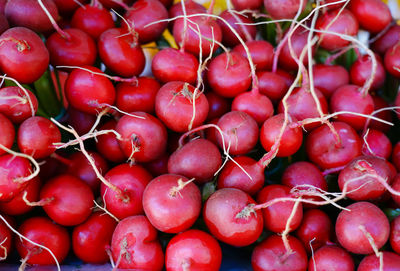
top-left (0, 0), bottom-right (400, 270)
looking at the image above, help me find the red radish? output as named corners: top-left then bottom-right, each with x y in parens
top-left (17, 116), bottom-right (61, 159)
top-left (205, 91), bottom-right (230, 121)
top-left (252, 234), bottom-right (308, 271)
top-left (99, 0), bottom-right (132, 9)
top-left (152, 48), bottom-right (199, 84)
top-left (165, 229), bottom-right (222, 271)
top-left (0, 0), bottom-right (6, 14)
top-left (384, 43), bottom-right (400, 77)
top-left (276, 69), bottom-right (295, 88)
top-left (0, 114), bottom-right (14, 156)
top-left (358, 252), bottom-right (400, 271)
top-left (116, 111), bottom-right (167, 162)
top-left (335, 201), bottom-right (390, 254)
top-left (169, 0), bottom-right (206, 20)
top-left (155, 81), bottom-right (209, 132)
top-left (65, 66), bottom-right (116, 115)
top-left (53, 0), bottom-right (86, 15)
top-left (98, 28), bottom-right (146, 78)
top-left (16, 217), bottom-right (70, 265)
top-left (0, 217), bottom-right (12, 261)
top-left (369, 95), bottom-right (393, 132)
top-left (372, 25), bottom-right (400, 55)
top-left (349, 0), bottom-right (392, 34)
top-left (232, 91), bottom-right (274, 125)
top-left (257, 71), bottom-right (287, 101)
top-left (390, 215), bottom-right (400, 254)
top-left (393, 143), bottom-right (400, 171)
top-left (96, 120), bottom-right (126, 164)
top-left (40, 174), bottom-right (94, 226)
top-left (308, 245), bottom-right (354, 271)
top-left (361, 129), bottom-right (392, 159)
top-left (232, 0), bottom-right (262, 11)
top-left (233, 40), bottom-right (274, 71)
top-left (203, 188), bottom-right (263, 246)
top-left (0, 14), bottom-right (9, 35)
top-left (350, 55), bottom-right (386, 90)
top-left (312, 64), bottom-right (349, 98)
top-left (316, 9), bottom-right (359, 51)
top-left (0, 27), bottom-right (49, 84)
top-left (260, 113), bottom-right (303, 157)
top-left (72, 212), bottom-right (117, 264)
top-left (111, 215), bottom-right (164, 270)
top-left (101, 164), bottom-right (152, 220)
top-left (391, 174), bottom-right (400, 205)
top-left (306, 122), bottom-right (362, 169)
top-left (168, 138), bottom-right (222, 184)
top-left (66, 107), bottom-right (96, 135)
top-left (0, 86), bottom-right (38, 124)
top-left (263, 0), bottom-right (307, 19)
top-left (143, 153), bottom-right (169, 177)
top-left (123, 0), bottom-right (168, 44)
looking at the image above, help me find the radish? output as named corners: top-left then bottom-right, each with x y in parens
top-left (369, 95), bottom-right (393, 132)
top-left (65, 107), bottom-right (97, 135)
top-left (232, 0), bottom-right (262, 11)
top-left (384, 43), bottom-right (400, 78)
top-left (361, 129), bottom-right (392, 159)
top-left (169, 0), bottom-right (206, 21)
top-left (349, 0), bottom-right (392, 34)
top-left (390, 215), bottom-right (400, 254)
top-left (358, 252), bottom-right (400, 271)
top-left (53, 0), bottom-right (86, 15)
top-left (233, 40), bottom-right (274, 71)
top-left (350, 55), bottom-right (386, 91)
top-left (308, 245), bottom-right (354, 271)
top-left (393, 143), bottom-right (400, 171)
top-left (263, 0), bottom-right (307, 19)
top-left (257, 71), bottom-right (288, 101)
top-left (312, 64), bottom-right (349, 98)
top-left (205, 91), bottom-right (230, 121)
top-left (371, 25), bottom-right (400, 55)
top-left (390, 174), bottom-right (400, 205)
top-left (0, 86), bottom-right (38, 124)
top-left (0, 114), bottom-right (15, 156)
top-left (0, 216), bottom-right (12, 261)
top-left (96, 120), bottom-right (126, 163)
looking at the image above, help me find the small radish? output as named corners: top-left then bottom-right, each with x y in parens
top-left (361, 129), bottom-right (392, 159)
top-left (308, 245), bottom-right (354, 271)
top-left (0, 86), bottom-right (38, 124)
top-left (65, 107), bottom-right (96, 135)
top-left (350, 55), bottom-right (386, 91)
top-left (384, 43), bottom-right (400, 78)
top-left (372, 25), bottom-right (400, 55)
top-left (0, 113), bottom-right (15, 156)
top-left (312, 64), bottom-right (349, 98)
top-left (96, 120), bottom-right (126, 163)
top-left (0, 216), bottom-right (13, 261)
top-left (390, 215), bottom-right (400, 254)
top-left (264, 0), bottom-right (307, 19)
top-left (349, 0), bottom-right (392, 34)
top-left (233, 40), bottom-right (274, 71)
top-left (257, 71), bottom-right (287, 101)
top-left (205, 91), bottom-right (230, 121)
top-left (358, 252), bottom-right (400, 271)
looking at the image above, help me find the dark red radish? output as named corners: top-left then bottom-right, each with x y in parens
top-left (217, 156), bottom-right (264, 196)
top-left (111, 215), bottom-right (164, 271)
top-left (393, 143), bottom-right (400, 171)
top-left (308, 245), bottom-right (354, 271)
top-left (276, 69), bottom-right (295, 89)
top-left (152, 48), bottom-right (199, 84)
top-left (98, 28), bottom-right (146, 78)
top-left (232, 91), bottom-right (274, 125)
top-left (165, 229), bottom-right (222, 271)
top-left (116, 112), bottom-right (167, 163)
top-left (66, 107), bottom-right (96, 135)
top-left (390, 215), bottom-right (400, 254)
top-left (0, 114), bottom-right (14, 156)
top-left (0, 14), bottom-right (9, 35)
top-left (391, 174), bottom-right (400, 205)
top-left (257, 184), bottom-right (303, 233)
top-left (257, 71), bottom-right (287, 101)
top-left (0, 27), bottom-right (49, 84)
top-left (53, 0), bottom-right (86, 15)
top-left (295, 209), bottom-right (333, 253)
top-left (320, 0), bottom-right (346, 10)
top-left (71, 4), bottom-right (114, 40)
top-left (316, 9), bottom-right (359, 51)
top-left (65, 66), bottom-right (116, 115)
top-left (72, 212), bottom-right (117, 264)
top-left (169, 0), bottom-right (206, 20)
top-left (16, 217), bottom-right (70, 265)
top-left (252, 234), bottom-right (308, 271)
top-left (205, 118), bottom-right (220, 145)
top-left (233, 40), bottom-right (274, 71)
top-left (369, 95), bottom-right (393, 132)
top-left (0, 0), bottom-right (6, 14)
top-left (215, 111), bottom-right (259, 155)
top-left (263, 0), bottom-right (307, 19)
top-left (232, 0), bottom-right (262, 10)
top-left (312, 64), bottom-right (349, 98)
top-left (384, 43), bottom-right (400, 77)
top-left (0, 86), bottom-right (38, 124)
top-left (306, 122), bottom-right (362, 169)
top-left (101, 164), bottom-right (152, 220)
top-left (372, 25), bottom-right (400, 55)
top-left (155, 81), bottom-right (209, 132)
top-left (123, 0), bottom-right (168, 44)
top-left (203, 188), bottom-right (263, 246)
top-left (260, 113), bottom-right (303, 157)
top-left (99, 0), bottom-right (133, 9)
top-left (205, 91), bottom-right (230, 121)
top-left (358, 252), bottom-right (400, 271)
top-left (5, 0), bottom-right (58, 33)
top-left (349, 0), bottom-right (392, 34)
top-left (143, 174), bottom-right (201, 233)
top-left (335, 201), bottom-right (390, 254)
top-left (96, 120), bottom-right (126, 164)
top-left (362, 129), bottom-right (392, 159)
top-left (143, 153), bottom-right (169, 177)
top-left (0, 217), bottom-right (12, 261)
top-left (350, 55), bottom-right (386, 91)
top-left (168, 138), bottom-right (222, 184)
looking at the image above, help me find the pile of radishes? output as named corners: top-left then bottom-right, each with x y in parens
top-left (1, 0), bottom-right (400, 270)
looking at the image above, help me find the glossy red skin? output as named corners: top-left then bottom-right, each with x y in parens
top-left (391, 174), bottom-right (400, 205)
top-left (295, 209), bottom-right (333, 253)
top-left (330, 85), bottom-right (374, 131)
top-left (152, 48), bottom-right (199, 84)
top-left (155, 81), bottom-right (209, 132)
top-left (372, 25), bottom-right (400, 55)
top-left (362, 129), bottom-right (392, 159)
top-left (96, 120), bottom-right (126, 163)
top-left (369, 95), bottom-right (393, 132)
top-left (336, 201), bottom-right (389, 254)
top-left (358, 252), bottom-right (400, 271)
top-left (233, 40), bottom-right (274, 71)
top-left (71, 5), bottom-right (114, 40)
top-left (173, 16), bottom-right (222, 56)
top-left (46, 28), bottom-right (97, 67)
top-left (101, 164), bottom-right (152, 220)
top-left (66, 107), bottom-right (96, 135)
top-left (0, 27), bottom-right (49, 84)
top-left (168, 139), bottom-right (222, 184)
top-left (116, 77), bottom-right (160, 114)
top-left (263, 0), bottom-right (307, 19)
top-left (0, 217), bottom-right (12, 261)
top-left (207, 52), bottom-right (252, 98)
top-left (17, 116), bottom-right (61, 159)
top-left (216, 111), bottom-right (259, 155)
top-left (390, 216), bottom-right (400, 254)
top-left (16, 217), bottom-right (70, 265)
top-left (232, 0), bottom-right (262, 10)
top-left (0, 86), bottom-right (38, 124)
top-left (313, 64), bottom-right (349, 98)
top-left (393, 143), bottom-right (400, 172)
top-left (116, 112), bottom-right (167, 162)
top-left (143, 152), bottom-right (169, 177)
top-left (260, 113), bottom-right (303, 157)
top-left (169, 0), bottom-right (206, 20)
top-left (98, 28), bottom-right (145, 77)
top-left (5, 0), bottom-right (58, 33)
top-left (308, 245), bottom-right (354, 271)
top-left (306, 122), bottom-right (362, 169)
top-left (0, 154), bottom-right (32, 202)
top-left (349, 0), bottom-right (391, 34)
top-left (203, 188), bottom-right (263, 246)
top-left (217, 156), bottom-right (264, 196)
top-left (252, 234), bottom-right (308, 271)
top-left (111, 215), bottom-right (164, 270)
top-left (350, 55), bottom-right (386, 90)
top-left (205, 91), bottom-right (230, 121)
top-left (276, 69), bottom-right (295, 89)
top-left (257, 184), bottom-right (303, 233)
top-left (0, 113), bottom-right (14, 156)
top-left (72, 212), bottom-right (117, 264)
top-left (123, 0), bottom-right (168, 44)
top-left (257, 71), bottom-right (287, 101)
top-left (143, 174), bottom-right (201, 233)
top-left (232, 91), bottom-right (274, 125)
top-left (54, 0), bottom-right (86, 14)
top-left (166, 229), bottom-right (222, 271)
top-left (316, 9), bottom-right (359, 51)
top-left (218, 10), bottom-right (257, 47)
top-left (65, 66), bottom-right (116, 115)
top-left (40, 174), bottom-right (94, 226)
top-left (384, 44), bottom-right (400, 78)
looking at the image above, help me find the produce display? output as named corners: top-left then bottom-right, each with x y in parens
top-left (0, 0), bottom-right (400, 270)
